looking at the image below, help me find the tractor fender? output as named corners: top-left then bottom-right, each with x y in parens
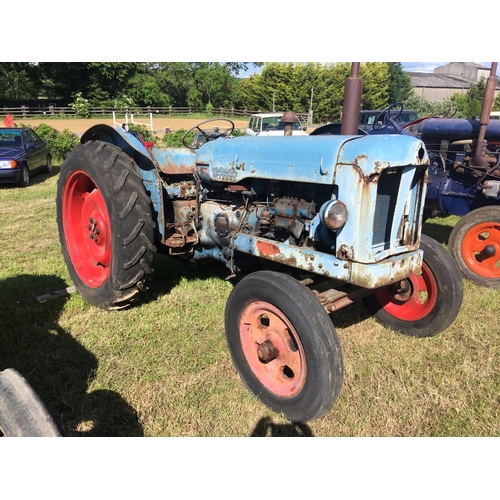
top-left (80, 124), bottom-right (165, 241)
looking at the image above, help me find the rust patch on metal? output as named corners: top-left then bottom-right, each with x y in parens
top-left (160, 163), bottom-right (195, 175)
top-left (256, 240), bottom-right (280, 255)
top-left (226, 184), bottom-right (250, 193)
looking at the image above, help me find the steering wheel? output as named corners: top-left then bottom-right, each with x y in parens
top-left (182, 118), bottom-right (235, 149)
top-left (443, 107), bottom-right (457, 118)
top-left (372, 102), bottom-right (404, 131)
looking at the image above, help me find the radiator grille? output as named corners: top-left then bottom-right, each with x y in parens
top-left (373, 168), bottom-right (403, 246)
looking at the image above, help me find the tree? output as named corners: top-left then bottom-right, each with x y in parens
top-left (191, 63), bottom-right (236, 108)
top-left (126, 72), bottom-right (172, 107)
top-left (387, 62), bottom-right (414, 104)
top-left (360, 63), bottom-right (390, 110)
top-left (0, 63), bottom-right (41, 101)
top-left (449, 78), bottom-right (487, 118)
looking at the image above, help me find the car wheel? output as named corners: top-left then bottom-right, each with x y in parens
top-left (17, 164), bottom-right (29, 188)
top-left (44, 155), bottom-right (53, 174)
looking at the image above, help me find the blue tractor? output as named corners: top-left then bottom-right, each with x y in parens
top-left (362, 63), bottom-right (500, 289)
top-left (55, 66), bottom-right (463, 423)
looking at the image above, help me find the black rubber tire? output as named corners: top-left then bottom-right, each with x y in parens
top-left (16, 164), bottom-right (29, 187)
top-left (56, 141), bottom-right (156, 310)
top-left (44, 155), bottom-right (52, 174)
top-left (0, 368), bottom-right (62, 437)
top-left (448, 206), bottom-right (500, 289)
top-left (225, 271), bottom-right (344, 423)
top-left (362, 234), bottom-right (463, 337)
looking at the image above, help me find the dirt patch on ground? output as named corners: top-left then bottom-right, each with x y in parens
top-left (18, 117), bottom-right (250, 137)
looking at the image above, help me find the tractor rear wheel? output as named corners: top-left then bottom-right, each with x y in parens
top-left (448, 206), bottom-right (500, 289)
top-left (225, 271), bottom-right (344, 423)
top-left (362, 234), bottom-right (463, 337)
top-left (56, 141), bottom-right (156, 310)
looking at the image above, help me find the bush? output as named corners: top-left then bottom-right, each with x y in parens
top-left (231, 128), bottom-right (244, 137)
top-left (69, 92), bottom-right (90, 118)
top-left (163, 128), bottom-right (192, 147)
top-left (31, 123), bottom-right (80, 162)
top-left (127, 123), bottom-right (158, 145)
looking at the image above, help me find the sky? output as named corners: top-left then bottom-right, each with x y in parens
top-left (238, 62), bottom-right (499, 78)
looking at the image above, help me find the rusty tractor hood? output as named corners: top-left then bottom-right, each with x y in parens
top-left (194, 134), bottom-right (429, 185)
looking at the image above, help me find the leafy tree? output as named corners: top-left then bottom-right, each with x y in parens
top-left (449, 78), bottom-right (487, 118)
top-left (493, 91), bottom-right (500, 111)
top-left (126, 72), bottom-right (172, 107)
top-left (404, 94), bottom-right (454, 117)
top-left (387, 62), bottom-right (414, 104)
top-left (37, 62), bottom-right (142, 104)
top-left (359, 63), bottom-right (390, 110)
top-left (240, 62), bottom-right (395, 122)
top-left (223, 62), bottom-right (263, 76)
top-left (37, 62), bottom-right (92, 101)
top-left (0, 63), bottom-right (41, 101)
top-left (191, 63), bottom-right (235, 108)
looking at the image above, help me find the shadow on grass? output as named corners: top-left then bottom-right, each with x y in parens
top-left (146, 253), bottom-right (373, 331)
top-left (250, 416), bottom-right (314, 437)
top-left (422, 217), bottom-right (455, 245)
top-left (0, 165), bottom-right (60, 190)
top-left (0, 274), bottom-right (143, 437)
top-left (144, 252), bottom-right (233, 302)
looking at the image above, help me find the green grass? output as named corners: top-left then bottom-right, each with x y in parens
top-left (1, 167), bottom-right (499, 437)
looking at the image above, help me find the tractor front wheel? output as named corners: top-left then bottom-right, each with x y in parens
top-left (56, 141), bottom-right (156, 310)
top-left (363, 234), bottom-right (463, 337)
top-left (448, 206), bottom-right (500, 289)
top-left (225, 271), bottom-right (344, 423)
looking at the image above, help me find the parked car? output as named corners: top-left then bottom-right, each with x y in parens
top-left (358, 108), bottom-right (419, 132)
top-left (0, 127), bottom-right (52, 187)
top-left (245, 112), bottom-right (308, 136)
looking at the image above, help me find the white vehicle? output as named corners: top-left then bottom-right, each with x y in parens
top-left (245, 112), bottom-right (308, 136)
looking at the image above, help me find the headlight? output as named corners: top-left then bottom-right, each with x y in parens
top-left (0, 160), bottom-right (17, 169)
top-left (321, 200), bottom-right (348, 231)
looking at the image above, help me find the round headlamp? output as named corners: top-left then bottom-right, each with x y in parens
top-left (321, 200), bottom-right (348, 231)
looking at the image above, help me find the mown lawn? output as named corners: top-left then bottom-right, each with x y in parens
top-left (1, 164), bottom-right (499, 437)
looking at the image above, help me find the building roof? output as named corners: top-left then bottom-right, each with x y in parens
top-left (408, 72), bottom-right (472, 89)
top-left (436, 62), bottom-right (489, 71)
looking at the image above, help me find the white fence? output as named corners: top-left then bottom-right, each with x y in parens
top-left (112, 112), bottom-right (154, 131)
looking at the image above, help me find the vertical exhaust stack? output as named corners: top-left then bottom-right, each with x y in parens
top-left (471, 62), bottom-right (498, 169)
top-left (341, 62), bottom-right (363, 135)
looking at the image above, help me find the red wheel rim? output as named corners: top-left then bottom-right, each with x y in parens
top-left (461, 221), bottom-right (500, 278)
top-left (372, 262), bottom-right (437, 321)
top-left (239, 301), bottom-right (306, 398)
top-left (62, 170), bottom-right (112, 287)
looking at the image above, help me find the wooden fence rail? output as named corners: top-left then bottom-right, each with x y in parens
top-left (0, 105), bottom-right (310, 124)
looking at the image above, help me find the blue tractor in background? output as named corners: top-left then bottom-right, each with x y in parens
top-left (363, 63), bottom-right (500, 289)
top-left (55, 64), bottom-right (463, 423)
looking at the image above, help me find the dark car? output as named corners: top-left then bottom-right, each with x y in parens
top-left (0, 127), bottom-right (52, 187)
top-left (359, 108), bottom-right (419, 132)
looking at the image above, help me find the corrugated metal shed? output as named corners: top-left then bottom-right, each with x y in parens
top-left (409, 63), bottom-right (499, 102)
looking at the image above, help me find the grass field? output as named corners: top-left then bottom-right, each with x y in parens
top-left (1, 155), bottom-right (499, 437)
